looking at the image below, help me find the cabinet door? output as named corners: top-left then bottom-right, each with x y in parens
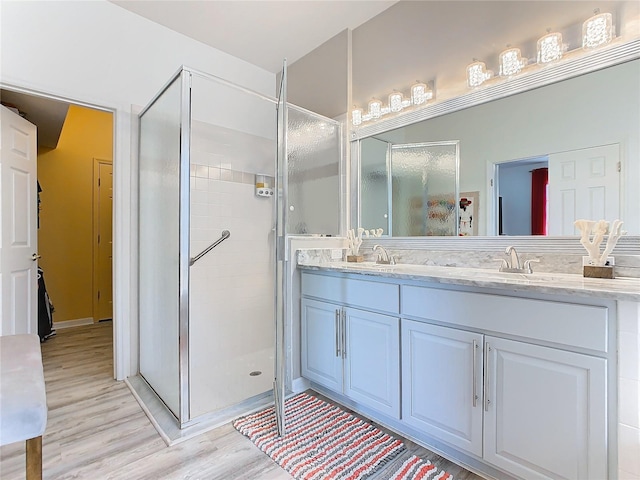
top-left (484, 336), bottom-right (607, 480)
top-left (344, 307), bottom-right (400, 419)
top-left (301, 298), bottom-right (343, 392)
top-left (401, 320), bottom-right (484, 456)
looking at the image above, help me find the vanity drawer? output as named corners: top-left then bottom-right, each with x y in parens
top-left (401, 285), bottom-right (608, 352)
top-left (302, 272), bottom-right (399, 314)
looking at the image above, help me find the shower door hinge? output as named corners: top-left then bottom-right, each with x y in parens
top-left (490, 179), bottom-right (493, 187)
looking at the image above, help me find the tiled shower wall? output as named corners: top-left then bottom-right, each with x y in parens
top-left (188, 119), bottom-right (275, 418)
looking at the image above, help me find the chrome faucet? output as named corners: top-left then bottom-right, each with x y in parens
top-left (373, 245), bottom-right (396, 265)
top-left (499, 246), bottom-right (539, 274)
top-left (506, 246), bottom-right (521, 270)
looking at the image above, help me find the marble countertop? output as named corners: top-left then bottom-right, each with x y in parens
top-left (297, 261), bottom-right (640, 301)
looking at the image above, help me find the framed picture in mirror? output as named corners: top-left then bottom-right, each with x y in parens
top-left (459, 191), bottom-right (478, 236)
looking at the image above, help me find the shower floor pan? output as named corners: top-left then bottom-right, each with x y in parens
top-left (126, 375), bottom-right (273, 446)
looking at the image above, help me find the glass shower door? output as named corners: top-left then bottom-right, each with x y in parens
top-left (138, 71), bottom-right (190, 420)
top-left (390, 141), bottom-right (459, 236)
top-left (274, 62), bottom-right (288, 436)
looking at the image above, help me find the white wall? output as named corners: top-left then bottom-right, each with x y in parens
top-left (1, 0), bottom-right (275, 379)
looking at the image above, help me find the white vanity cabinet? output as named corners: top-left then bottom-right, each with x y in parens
top-left (301, 273), bottom-right (401, 418)
top-left (343, 307), bottom-right (400, 418)
top-left (301, 263), bottom-right (640, 480)
top-left (484, 336), bottom-right (607, 480)
top-left (401, 320), bottom-right (484, 457)
top-left (301, 298), bottom-right (343, 392)
top-left (402, 284), bottom-right (609, 480)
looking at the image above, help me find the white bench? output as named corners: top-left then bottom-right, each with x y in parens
top-left (0, 334), bottom-right (48, 480)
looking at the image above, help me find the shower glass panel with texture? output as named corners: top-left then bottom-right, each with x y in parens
top-left (287, 106), bottom-right (342, 236)
top-left (138, 72), bottom-right (186, 419)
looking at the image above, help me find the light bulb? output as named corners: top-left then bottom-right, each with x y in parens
top-left (388, 91), bottom-right (404, 113)
top-left (467, 60), bottom-right (492, 87)
top-left (499, 47), bottom-right (527, 77)
top-left (368, 99), bottom-right (382, 119)
top-left (352, 108), bottom-right (363, 126)
top-left (411, 82), bottom-right (432, 105)
top-left (583, 11), bottom-right (613, 49)
top-left (537, 32), bottom-right (565, 64)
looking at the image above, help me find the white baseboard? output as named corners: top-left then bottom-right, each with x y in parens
top-left (53, 317), bottom-right (94, 329)
top-left (291, 377), bottom-right (311, 393)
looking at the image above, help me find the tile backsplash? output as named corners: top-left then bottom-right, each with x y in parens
top-left (297, 243), bottom-right (640, 278)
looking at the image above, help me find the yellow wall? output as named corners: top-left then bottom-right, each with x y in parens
top-left (38, 105), bottom-right (113, 322)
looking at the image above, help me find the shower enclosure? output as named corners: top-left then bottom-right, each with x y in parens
top-left (137, 66), bottom-right (341, 433)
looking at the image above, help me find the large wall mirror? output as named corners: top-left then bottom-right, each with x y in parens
top-left (353, 52), bottom-right (640, 238)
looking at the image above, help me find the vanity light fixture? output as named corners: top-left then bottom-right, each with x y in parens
top-left (352, 8), bottom-right (622, 128)
top-left (351, 81), bottom-right (434, 126)
top-left (537, 30), bottom-right (566, 64)
top-left (583, 9), bottom-right (614, 49)
top-left (466, 60), bottom-right (492, 87)
top-left (499, 46), bottom-right (527, 77)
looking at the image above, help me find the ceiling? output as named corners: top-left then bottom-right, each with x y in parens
top-left (0, 89), bottom-right (69, 150)
top-left (109, 0), bottom-right (398, 73)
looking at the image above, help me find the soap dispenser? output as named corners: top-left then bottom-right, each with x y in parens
top-left (255, 174), bottom-right (274, 197)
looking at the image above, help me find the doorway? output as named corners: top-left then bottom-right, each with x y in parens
top-left (37, 104), bottom-right (113, 328)
top-left (493, 156), bottom-right (548, 236)
top-left (1, 90), bottom-right (115, 344)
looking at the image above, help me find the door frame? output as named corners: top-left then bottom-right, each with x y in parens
top-left (1, 83), bottom-right (122, 379)
top-left (487, 155), bottom-right (549, 236)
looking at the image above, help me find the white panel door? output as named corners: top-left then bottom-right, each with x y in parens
top-left (344, 307), bottom-right (400, 419)
top-left (301, 298), bottom-right (343, 392)
top-left (401, 320), bottom-right (483, 456)
top-left (0, 106), bottom-right (38, 336)
top-left (484, 336), bottom-right (607, 480)
top-left (548, 144), bottom-right (620, 235)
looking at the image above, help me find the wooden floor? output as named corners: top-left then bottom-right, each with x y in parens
top-left (0, 322), bottom-right (483, 479)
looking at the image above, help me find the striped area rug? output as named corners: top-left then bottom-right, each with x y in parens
top-left (233, 392), bottom-right (405, 480)
top-left (389, 455), bottom-right (454, 480)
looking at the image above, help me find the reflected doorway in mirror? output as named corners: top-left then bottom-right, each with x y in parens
top-left (459, 191), bottom-right (479, 236)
